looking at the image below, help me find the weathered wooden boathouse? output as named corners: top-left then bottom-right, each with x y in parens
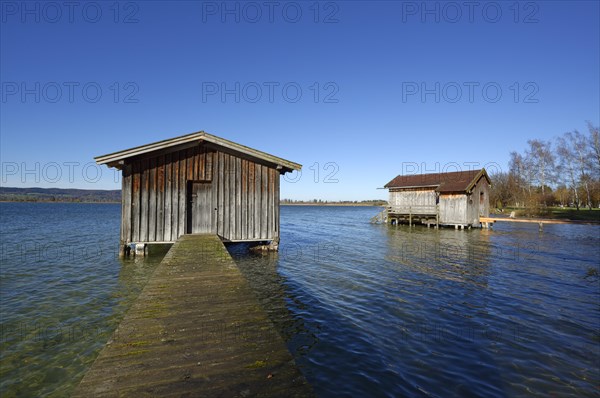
top-left (383, 169), bottom-right (491, 229)
top-left (95, 131), bottom-right (301, 255)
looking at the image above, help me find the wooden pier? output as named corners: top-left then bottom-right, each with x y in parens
top-left (480, 216), bottom-right (600, 230)
top-left (73, 234), bottom-right (312, 397)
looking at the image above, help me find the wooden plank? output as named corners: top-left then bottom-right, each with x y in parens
top-left (178, 151), bottom-right (187, 238)
top-left (479, 217), bottom-right (600, 225)
top-left (73, 235), bottom-right (313, 397)
top-left (172, 152), bottom-right (180, 241)
top-left (235, 157), bottom-right (242, 240)
top-left (270, 168), bottom-right (276, 240)
top-left (140, 158), bottom-right (149, 242)
top-left (241, 159), bottom-right (248, 241)
top-left (187, 147), bottom-right (194, 181)
top-left (131, 161), bottom-right (141, 242)
top-left (274, 170), bottom-right (280, 240)
top-left (209, 152), bottom-right (218, 234)
top-left (217, 152), bottom-right (224, 237)
top-left (224, 153), bottom-right (231, 240)
top-left (227, 154), bottom-right (234, 240)
top-left (164, 153), bottom-right (172, 242)
top-left (254, 162), bottom-right (261, 239)
top-left (121, 165), bottom-right (132, 246)
top-left (261, 165), bottom-right (268, 239)
top-left (148, 157), bottom-right (157, 242)
top-left (206, 149), bottom-right (213, 182)
top-left (156, 156), bottom-right (165, 242)
top-left (247, 162), bottom-right (254, 240)
top-left (198, 147), bottom-right (205, 181)
top-left (193, 146), bottom-right (200, 181)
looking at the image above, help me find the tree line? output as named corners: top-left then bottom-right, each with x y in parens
top-left (490, 122), bottom-right (600, 212)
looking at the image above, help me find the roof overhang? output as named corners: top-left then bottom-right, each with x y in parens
top-left (462, 168), bottom-right (492, 193)
top-left (95, 131), bottom-right (301, 173)
top-left (388, 185), bottom-right (439, 191)
top-left (383, 168), bottom-right (492, 193)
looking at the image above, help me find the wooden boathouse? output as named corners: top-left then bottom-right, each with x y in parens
top-left (383, 169), bottom-right (491, 229)
top-left (95, 131), bottom-right (301, 255)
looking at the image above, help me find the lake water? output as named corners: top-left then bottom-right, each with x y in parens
top-left (1, 203), bottom-right (598, 397)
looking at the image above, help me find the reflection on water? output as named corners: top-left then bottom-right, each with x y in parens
top-left (232, 206), bottom-right (600, 397)
top-left (1, 203), bottom-right (599, 397)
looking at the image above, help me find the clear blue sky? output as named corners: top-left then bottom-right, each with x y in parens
top-left (1, 1), bottom-right (598, 200)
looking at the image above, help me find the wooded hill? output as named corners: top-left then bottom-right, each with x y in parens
top-left (0, 187), bottom-right (121, 202)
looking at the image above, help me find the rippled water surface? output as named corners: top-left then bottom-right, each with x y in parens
top-left (1, 203), bottom-right (599, 397)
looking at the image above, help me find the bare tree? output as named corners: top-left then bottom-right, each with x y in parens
top-left (526, 139), bottom-right (555, 205)
top-left (556, 133), bottom-right (581, 209)
top-left (571, 130), bottom-right (594, 209)
top-left (509, 151), bottom-right (532, 205)
top-left (588, 121), bottom-right (600, 178)
top-left (489, 171), bottom-right (512, 209)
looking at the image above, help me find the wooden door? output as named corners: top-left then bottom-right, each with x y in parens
top-left (187, 181), bottom-right (214, 234)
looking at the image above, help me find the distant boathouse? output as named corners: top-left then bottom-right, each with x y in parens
top-left (95, 131), bottom-right (301, 256)
top-left (383, 169), bottom-right (491, 229)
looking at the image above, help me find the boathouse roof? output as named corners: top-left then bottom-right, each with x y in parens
top-left (384, 169), bottom-right (490, 193)
top-left (95, 131), bottom-right (301, 173)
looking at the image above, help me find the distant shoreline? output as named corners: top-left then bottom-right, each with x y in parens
top-left (0, 201), bottom-right (384, 206)
top-left (0, 201), bottom-right (121, 204)
top-left (281, 203), bottom-right (385, 207)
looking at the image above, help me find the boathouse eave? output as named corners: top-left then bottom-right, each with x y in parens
top-left (94, 130), bottom-right (302, 173)
top-left (386, 184), bottom-right (440, 191)
top-left (383, 168), bottom-right (492, 194)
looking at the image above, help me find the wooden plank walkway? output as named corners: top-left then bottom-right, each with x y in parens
top-left (480, 216), bottom-right (600, 226)
top-left (73, 234), bottom-right (312, 397)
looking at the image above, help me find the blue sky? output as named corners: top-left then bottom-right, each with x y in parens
top-left (1, 1), bottom-right (598, 200)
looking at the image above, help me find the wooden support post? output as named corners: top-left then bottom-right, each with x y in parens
top-left (119, 241), bottom-right (125, 257)
top-left (409, 207), bottom-right (412, 227)
top-left (539, 222), bottom-right (543, 232)
top-left (436, 206), bottom-right (439, 229)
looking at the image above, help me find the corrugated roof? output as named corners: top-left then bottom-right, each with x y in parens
top-left (384, 169), bottom-right (490, 193)
top-left (95, 131), bottom-right (301, 173)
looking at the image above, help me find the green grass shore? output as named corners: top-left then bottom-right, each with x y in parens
top-left (493, 207), bottom-right (600, 222)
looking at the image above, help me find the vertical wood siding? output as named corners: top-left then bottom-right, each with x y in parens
top-left (439, 194), bottom-right (468, 224)
top-left (388, 189), bottom-right (436, 214)
top-left (122, 145), bottom-right (279, 244)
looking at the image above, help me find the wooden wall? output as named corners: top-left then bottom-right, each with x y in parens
top-left (439, 194), bottom-right (468, 224)
top-left (388, 188), bottom-right (437, 214)
top-left (466, 177), bottom-right (490, 224)
top-left (120, 144), bottom-right (280, 245)
top-left (439, 177), bottom-right (490, 225)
